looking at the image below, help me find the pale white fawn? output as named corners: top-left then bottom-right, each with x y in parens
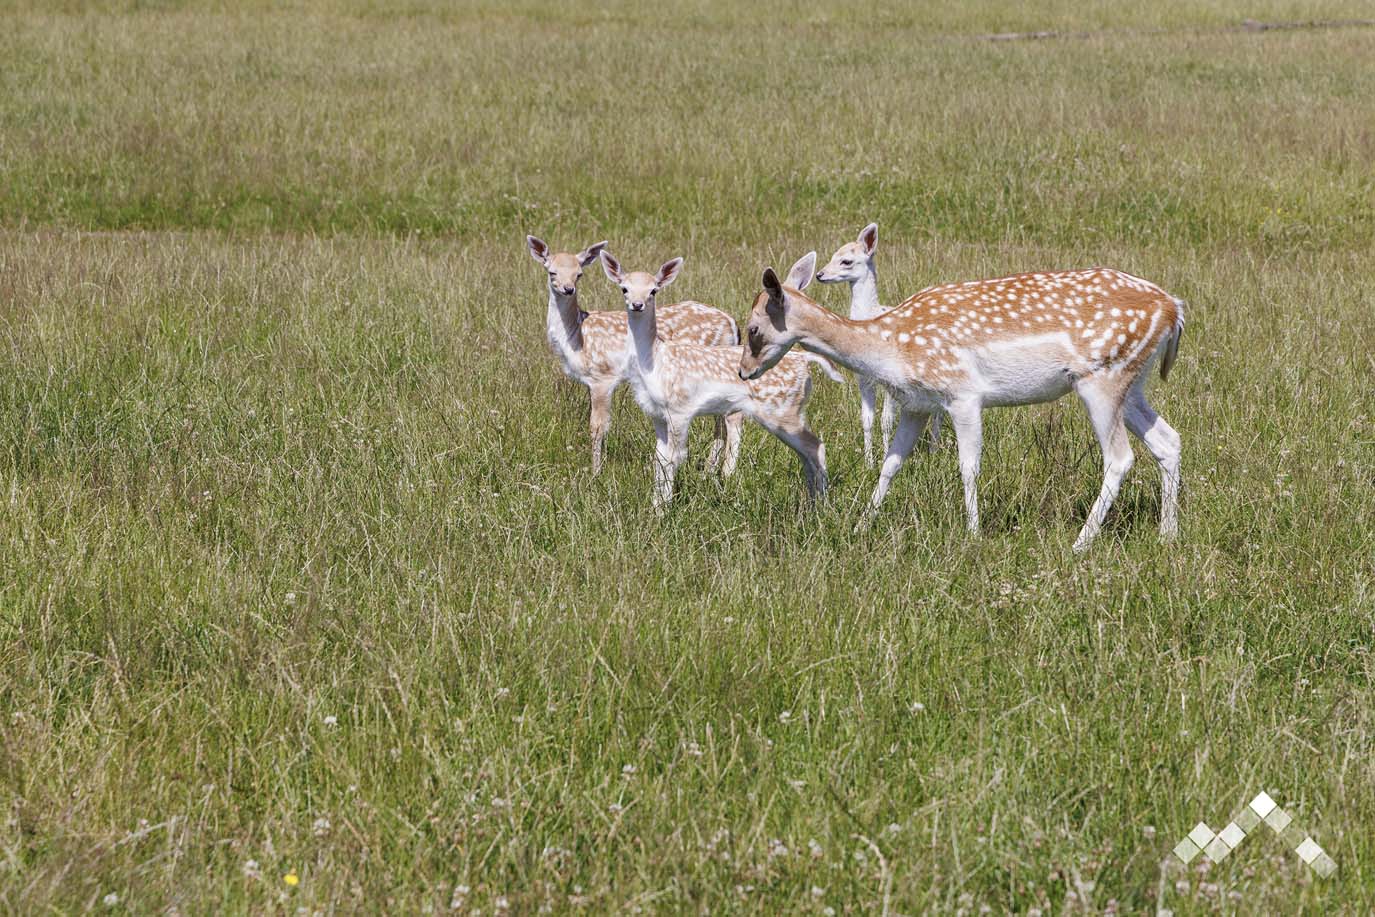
top-left (740, 253), bottom-right (1184, 552)
top-left (816, 222), bottom-right (941, 463)
top-left (600, 250), bottom-right (841, 509)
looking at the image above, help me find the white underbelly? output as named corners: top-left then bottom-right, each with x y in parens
top-left (961, 338), bottom-right (1077, 406)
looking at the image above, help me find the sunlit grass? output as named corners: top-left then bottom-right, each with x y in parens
top-left (2, 1), bottom-right (1374, 913)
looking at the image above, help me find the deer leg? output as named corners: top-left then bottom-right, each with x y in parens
top-left (858, 377), bottom-right (878, 467)
top-left (654, 419), bottom-right (691, 508)
top-left (1073, 380), bottom-right (1135, 553)
top-left (706, 415), bottom-right (727, 472)
top-left (720, 412), bottom-right (744, 478)
top-left (651, 418), bottom-right (672, 510)
top-left (948, 400), bottom-right (984, 534)
top-left (879, 387), bottom-right (897, 456)
top-left (1125, 386), bottom-right (1182, 541)
top-left (589, 382), bottom-right (615, 476)
top-left (924, 408), bottom-right (944, 452)
top-left (857, 409), bottom-right (925, 529)
top-left (761, 417), bottom-right (828, 502)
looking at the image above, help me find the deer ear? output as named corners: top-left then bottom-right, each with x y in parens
top-left (859, 223), bottom-right (878, 255)
top-left (599, 250), bottom-right (624, 283)
top-left (762, 267), bottom-right (782, 296)
top-left (785, 252), bottom-right (816, 291)
top-left (578, 240), bottom-right (609, 267)
top-left (527, 235), bottom-right (550, 265)
top-left (762, 267), bottom-right (785, 315)
top-left (656, 257), bottom-right (684, 288)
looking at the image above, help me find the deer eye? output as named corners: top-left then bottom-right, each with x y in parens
top-left (620, 285), bottom-right (627, 293)
top-left (840, 259), bottom-right (852, 266)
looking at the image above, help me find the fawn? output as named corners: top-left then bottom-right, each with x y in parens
top-left (600, 250), bottom-right (841, 508)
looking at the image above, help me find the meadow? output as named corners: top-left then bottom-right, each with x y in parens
top-left (1, 1), bottom-right (1373, 913)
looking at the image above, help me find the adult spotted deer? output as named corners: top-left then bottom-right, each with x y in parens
top-left (816, 223), bottom-right (940, 464)
top-left (740, 254), bottom-right (1184, 552)
top-left (600, 250), bottom-right (841, 509)
top-left (526, 235), bottom-right (738, 475)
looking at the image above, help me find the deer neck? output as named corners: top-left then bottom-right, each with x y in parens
top-left (546, 288), bottom-right (585, 357)
top-left (794, 303), bottom-right (904, 386)
top-left (848, 266), bottom-right (883, 320)
top-left (626, 306), bottom-right (659, 374)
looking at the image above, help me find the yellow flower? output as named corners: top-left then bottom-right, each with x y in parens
top-left (284, 873), bottom-right (299, 887)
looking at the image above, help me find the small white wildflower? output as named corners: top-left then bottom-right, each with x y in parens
top-left (495, 687), bottom-right (511, 699)
top-left (823, 908), bottom-right (835, 917)
top-left (910, 701), bottom-right (925, 713)
top-left (495, 897), bottom-right (510, 911)
top-left (491, 797), bottom-right (509, 809)
top-left (621, 764), bottom-right (636, 777)
top-left (312, 817), bottom-right (331, 837)
top-left (808, 838), bottom-right (823, 859)
top-left (1143, 825), bottom-right (1156, 838)
top-left (243, 859), bottom-right (261, 879)
top-left (723, 616), bottom-right (735, 624)
top-left (885, 822), bottom-right (901, 835)
top-left (608, 802), bottom-right (623, 814)
top-left (284, 592), bottom-right (297, 605)
top-left (853, 849), bottom-right (867, 864)
top-left (778, 710), bottom-right (792, 724)
top-left (103, 893), bottom-right (119, 907)
top-left (322, 715), bottom-right (337, 727)
top-left (811, 886), bottom-right (825, 898)
top-left (767, 838), bottom-right (788, 858)
top-left (684, 741), bottom-right (703, 757)
top-left (1174, 879), bottom-right (1190, 894)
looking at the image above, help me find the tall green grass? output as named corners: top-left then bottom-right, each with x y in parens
top-left (2, 1), bottom-right (1373, 913)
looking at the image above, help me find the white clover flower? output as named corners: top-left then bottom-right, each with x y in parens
top-left (312, 817), bottom-right (331, 837)
top-left (808, 838), bottom-right (823, 859)
top-left (767, 838), bottom-right (788, 858)
top-left (322, 715), bottom-right (337, 727)
top-left (103, 893), bottom-right (119, 907)
top-left (621, 764), bottom-right (636, 777)
top-left (284, 592), bottom-right (297, 605)
top-left (811, 886), bottom-right (825, 898)
top-left (243, 859), bottom-right (262, 879)
top-left (778, 711), bottom-right (792, 724)
top-left (608, 802), bottom-right (623, 814)
top-left (910, 701), bottom-right (925, 713)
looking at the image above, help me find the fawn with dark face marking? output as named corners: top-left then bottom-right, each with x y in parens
top-left (526, 234), bottom-right (738, 475)
top-left (601, 250), bottom-right (842, 509)
top-left (742, 256), bottom-right (1184, 552)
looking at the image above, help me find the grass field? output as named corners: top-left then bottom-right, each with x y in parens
top-left (2, 1), bottom-right (1374, 913)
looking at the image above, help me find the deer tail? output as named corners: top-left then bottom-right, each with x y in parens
top-left (1160, 298), bottom-right (1185, 381)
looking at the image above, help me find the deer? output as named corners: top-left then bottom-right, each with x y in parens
top-left (599, 249), bottom-right (842, 509)
top-left (739, 253), bottom-right (1185, 552)
top-left (816, 222), bottom-right (941, 464)
top-left (526, 235), bottom-right (740, 475)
